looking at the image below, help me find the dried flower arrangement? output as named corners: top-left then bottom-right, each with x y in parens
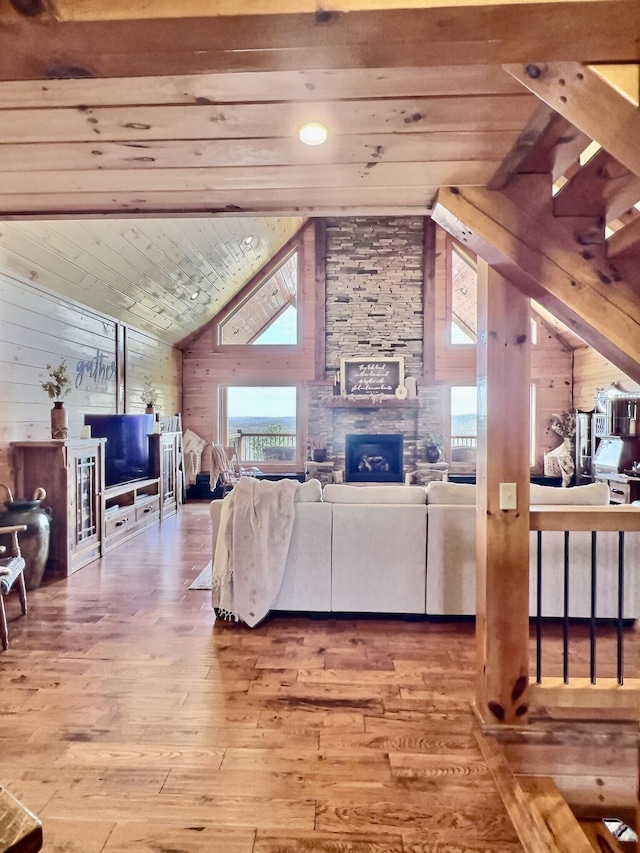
top-left (549, 411), bottom-right (576, 439)
top-left (140, 377), bottom-right (159, 408)
top-left (41, 360), bottom-right (72, 401)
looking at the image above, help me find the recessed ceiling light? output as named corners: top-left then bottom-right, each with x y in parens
top-left (299, 122), bottom-right (328, 146)
top-left (243, 235), bottom-right (254, 246)
top-left (190, 291), bottom-right (200, 300)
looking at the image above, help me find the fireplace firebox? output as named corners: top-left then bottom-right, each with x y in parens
top-left (345, 434), bottom-right (403, 483)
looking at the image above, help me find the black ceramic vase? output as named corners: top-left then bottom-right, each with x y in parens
top-left (0, 487), bottom-right (51, 589)
top-left (425, 444), bottom-right (440, 463)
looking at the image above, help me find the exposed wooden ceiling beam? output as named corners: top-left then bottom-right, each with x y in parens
top-left (0, 186), bottom-right (439, 217)
top-left (0, 162), bottom-right (499, 196)
top-left (2, 2), bottom-right (640, 80)
top-left (504, 62), bottom-right (640, 179)
top-left (487, 107), bottom-right (589, 190)
top-left (0, 133), bottom-right (519, 173)
top-left (0, 65), bottom-right (523, 109)
top-left (0, 96), bottom-right (535, 144)
top-left (41, 0), bottom-right (635, 20)
top-left (590, 63), bottom-right (640, 106)
top-left (432, 183), bottom-right (640, 383)
top-left (553, 149), bottom-right (640, 221)
top-left (607, 217), bottom-right (640, 260)
top-left (487, 105), bottom-right (558, 191)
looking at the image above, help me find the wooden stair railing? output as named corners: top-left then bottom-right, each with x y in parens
top-left (580, 820), bottom-right (636, 852)
top-left (478, 720), bottom-right (639, 853)
top-left (0, 786), bottom-right (42, 853)
top-left (528, 505), bottom-right (640, 714)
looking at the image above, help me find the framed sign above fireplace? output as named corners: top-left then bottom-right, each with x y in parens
top-left (340, 357), bottom-right (404, 397)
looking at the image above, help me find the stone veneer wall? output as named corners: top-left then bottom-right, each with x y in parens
top-left (308, 216), bottom-right (445, 479)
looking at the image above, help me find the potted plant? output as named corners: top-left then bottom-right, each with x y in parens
top-left (41, 359), bottom-right (72, 439)
top-left (141, 377), bottom-right (159, 414)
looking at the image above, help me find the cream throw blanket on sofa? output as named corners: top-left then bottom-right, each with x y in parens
top-left (212, 476), bottom-right (299, 627)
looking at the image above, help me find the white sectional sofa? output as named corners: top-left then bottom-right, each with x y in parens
top-left (209, 479), bottom-right (640, 619)
top-left (426, 480), bottom-right (640, 618)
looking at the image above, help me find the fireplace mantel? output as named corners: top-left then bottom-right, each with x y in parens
top-left (328, 398), bottom-right (419, 409)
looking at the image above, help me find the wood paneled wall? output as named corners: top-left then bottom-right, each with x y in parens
top-left (434, 229), bottom-right (573, 471)
top-left (532, 321), bottom-right (573, 471)
top-left (183, 218), bottom-right (574, 475)
top-left (573, 346), bottom-right (640, 410)
top-left (183, 222), bottom-right (317, 456)
top-left (125, 326), bottom-right (182, 417)
top-left (0, 271), bottom-right (181, 495)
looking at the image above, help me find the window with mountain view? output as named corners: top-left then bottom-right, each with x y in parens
top-left (449, 384), bottom-right (536, 466)
top-left (450, 385), bottom-right (477, 464)
top-left (221, 386), bottom-right (297, 464)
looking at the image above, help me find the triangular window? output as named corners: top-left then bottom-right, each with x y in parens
top-left (219, 251), bottom-right (298, 345)
top-left (450, 245), bottom-right (477, 346)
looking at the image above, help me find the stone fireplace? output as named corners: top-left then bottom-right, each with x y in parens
top-left (345, 433), bottom-right (403, 483)
top-left (306, 216), bottom-right (446, 484)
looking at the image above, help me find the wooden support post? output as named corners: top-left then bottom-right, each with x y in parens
top-left (476, 260), bottom-right (531, 726)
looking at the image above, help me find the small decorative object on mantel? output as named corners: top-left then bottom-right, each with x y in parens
top-left (309, 438), bottom-right (327, 463)
top-left (395, 384), bottom-right (408, 400)
top-left (141, 376), bottom-right (159, 414)
top-left (41, 359), bottom-right (72, 439)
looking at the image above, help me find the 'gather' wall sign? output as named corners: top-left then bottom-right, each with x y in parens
top-left (76, 349), bottom-right (117, 390)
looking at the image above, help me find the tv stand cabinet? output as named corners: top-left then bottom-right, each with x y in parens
top-left (103, 477), bottom-right (161, 552)
top-left (11, 430), bottom-right (182, 576)
top-left (102, 432), bottom-right (181, 552)
top-left (12, 438), bottom-right (106, 577)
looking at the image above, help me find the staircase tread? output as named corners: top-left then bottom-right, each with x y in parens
top-left (519, 776), bottom-right (594, 853)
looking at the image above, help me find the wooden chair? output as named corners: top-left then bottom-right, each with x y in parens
top-left (0, 524), bottom-right (28, 651)
top-left (210, 443), bottom-right (242, 495)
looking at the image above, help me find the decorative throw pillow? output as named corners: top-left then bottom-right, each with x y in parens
top-left (323, 484), bottom-right (427, 504)
top-left (295, 478), bottom-right (323, 502)
top-left (530, 482), bottom-right (610, 505)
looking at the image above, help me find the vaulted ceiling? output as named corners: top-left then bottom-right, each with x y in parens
top-left (1, 0), bottom-right (639, 370)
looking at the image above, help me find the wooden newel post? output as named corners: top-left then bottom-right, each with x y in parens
top-left (476, 260), bottom-right (532, 725)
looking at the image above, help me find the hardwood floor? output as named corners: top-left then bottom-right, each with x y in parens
top-left (1, 501), bottom-right (570, 852)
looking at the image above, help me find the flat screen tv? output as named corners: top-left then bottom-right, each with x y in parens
top-left (84, 413), bottom-right (155, 487)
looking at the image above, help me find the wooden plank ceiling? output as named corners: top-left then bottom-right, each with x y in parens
top-left (0, 0), bottom-right (639, 353)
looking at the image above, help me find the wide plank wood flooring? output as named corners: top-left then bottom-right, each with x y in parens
top-left (3, 500), bottom-right (622, 853)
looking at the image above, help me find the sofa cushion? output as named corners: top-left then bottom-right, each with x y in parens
top-left (425, 480), bottom-right (611, 506)
top-left (295, 478), bottom-right (323, 502)
top-left (425, 481), bottom-right (476, 505)
top-left (323, 484), bottom-right (427, 504)
top-left (530, 482), bottom-right (610, 505)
